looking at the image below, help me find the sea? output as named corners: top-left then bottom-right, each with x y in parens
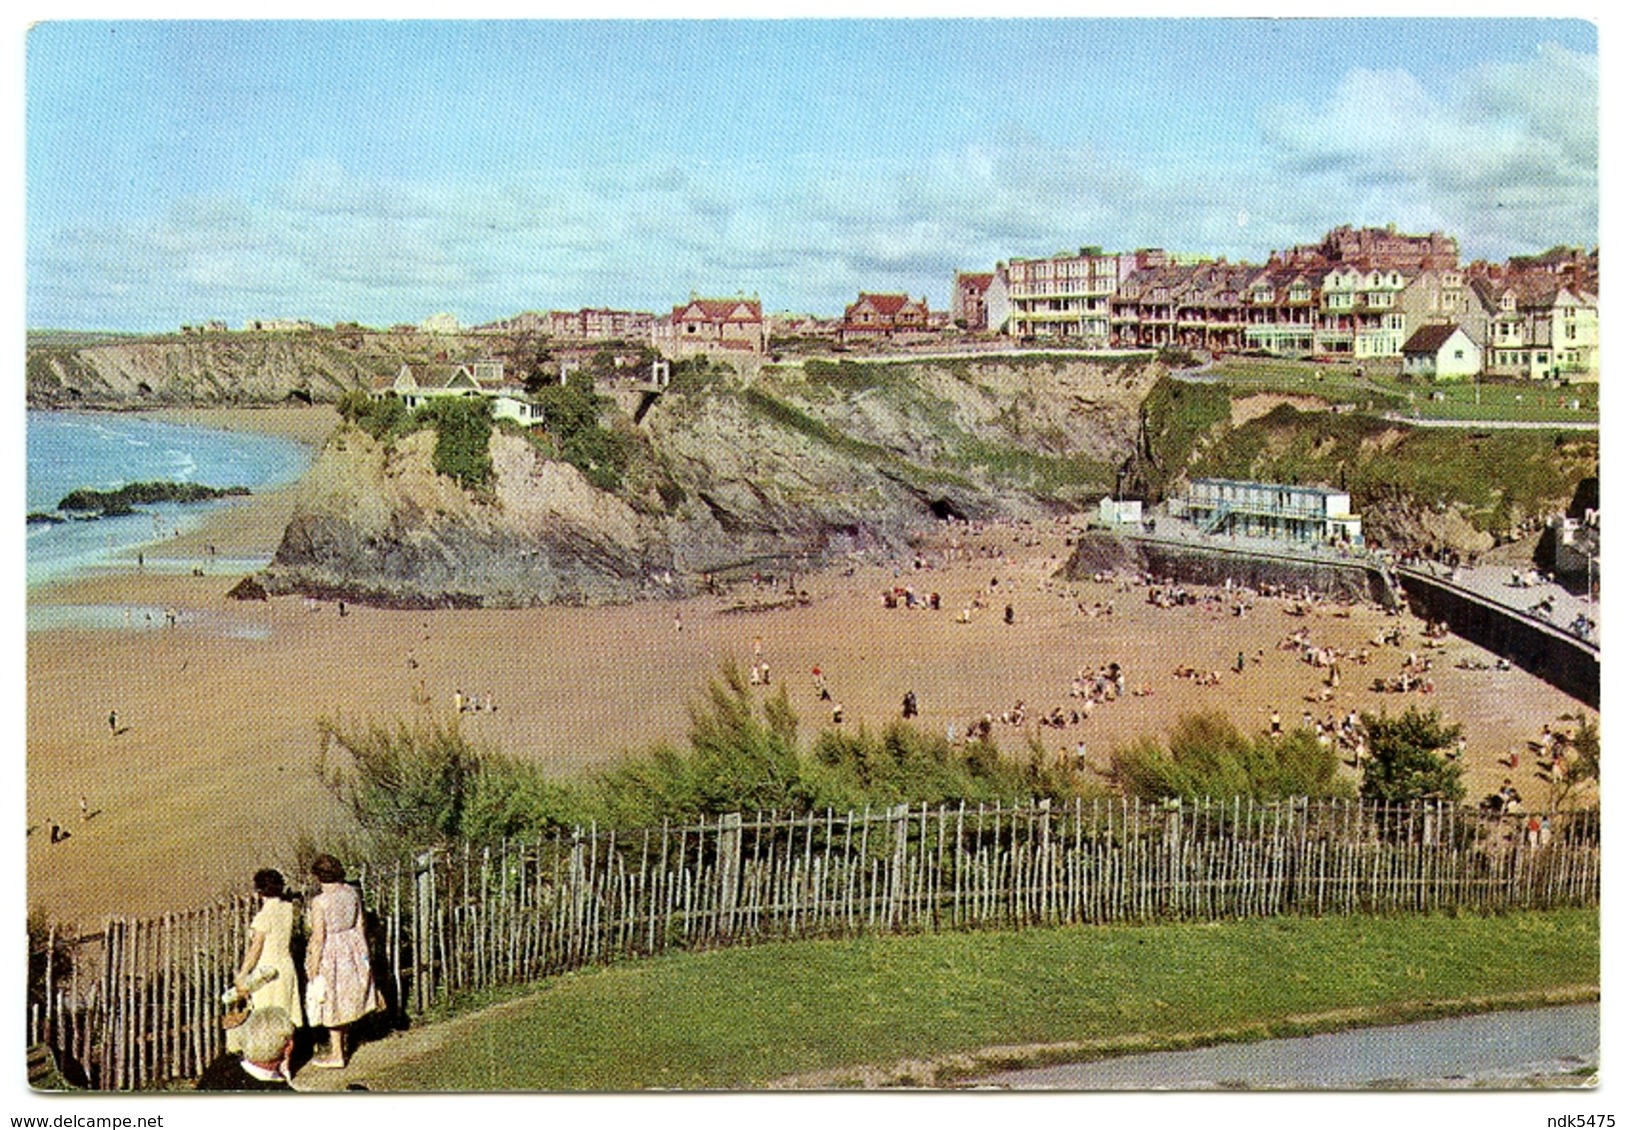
top-left (25, 411), bottom-right (313, 593)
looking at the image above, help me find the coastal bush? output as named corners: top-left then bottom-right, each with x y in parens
top-left (1136, 376), bottom-right (1231, 500)
top-left (532, 373), bottom-right (628, 492)
top-left (1111, 712), bottom-right (1352, 801)
top-left (337, 387), bottom-right (412, 442)
top-left (1358, 706), bottom-right (1464, 803)
top-left (316, 715), bottom-right (579, 851)
top-left (803, 722), bottom-right (1089, 808)
top-left (596, 663), bottom-right (802, 823)
top-left (414, 395), bottom-right (494, 491)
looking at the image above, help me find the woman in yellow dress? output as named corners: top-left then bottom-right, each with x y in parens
top-left (227, 869), bottom-right (303, 1052)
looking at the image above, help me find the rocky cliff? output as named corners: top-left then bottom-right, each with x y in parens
top-left (261, 355), bottom-right (1164, 606)
top-left (26, 330), bottom-right (511, 407)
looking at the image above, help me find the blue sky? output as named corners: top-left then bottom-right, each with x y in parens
top-left (25, 18), bottom-right (1599, 331)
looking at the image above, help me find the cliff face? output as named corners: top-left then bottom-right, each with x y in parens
top-left (26, 331), bottom-right (508, 407)
top-left (262, 355), bottom-right (1165, 606)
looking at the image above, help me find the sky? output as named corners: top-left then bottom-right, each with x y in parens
top-left (24, 17), bottom-right (1600, 332)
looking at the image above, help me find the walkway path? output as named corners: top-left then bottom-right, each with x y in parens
top-left (976, 1002), bottom-right (1598, 1089)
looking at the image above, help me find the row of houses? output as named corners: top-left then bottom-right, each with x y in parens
top-left (953, 227), bottom-right (1598, 380)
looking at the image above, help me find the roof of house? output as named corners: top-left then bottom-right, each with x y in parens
top-left (848, 293), bottom-right (926, 318)
top-left (957, 273), bottom-right (994, 290)
top-left (1401, 324), bottom-right (1466, 354)
top-left (673, 298), bottom-right (763, 323)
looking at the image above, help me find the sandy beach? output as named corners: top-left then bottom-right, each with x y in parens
top-left (25, 406), bottom-right (1592, 926)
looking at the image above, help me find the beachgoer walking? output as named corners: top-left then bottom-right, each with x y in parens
top-left (108, 710), bottom-right (118, 736)
top-left (79, 794), bottom-right (89, 822)
top-left (304, 855), bottom-right (383, 1069)
top-left (1269, 709), bottom-right (1282, 738)
top-left (1004, 604), bottom-right (1014, 625)
top-left (453, 689), bottom-right (465, 715)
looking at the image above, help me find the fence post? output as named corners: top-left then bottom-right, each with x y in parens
top-left (716, 813), bottom-right (743, 941)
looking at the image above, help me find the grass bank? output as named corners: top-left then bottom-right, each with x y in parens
top-left (1201, 357), bottom-right (1597, 424)
top-left (327, 907), bottom-right (1596, 1091)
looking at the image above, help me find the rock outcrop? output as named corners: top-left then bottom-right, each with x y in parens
top-left (262, 355), bottom-right (1165, 606)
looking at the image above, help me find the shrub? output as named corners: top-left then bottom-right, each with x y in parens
top-left (1111, 712), bottom-right (1351, 801)
top-left (1358, 706), bottom-right (1465, 803)
top-left (533, 376), bottom-right (628, 492)
top-left (316, 714), bottom-right (576, 851)
top-left (413, 395), bottom-right (494, 491)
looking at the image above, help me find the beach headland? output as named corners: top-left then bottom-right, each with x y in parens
top-left (26, 405), bottom-right (1592, 926)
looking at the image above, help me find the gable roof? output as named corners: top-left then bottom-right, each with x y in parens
top-left (674, 298), bottom-right (763, 323)
top-left (1401, 323), bottom-right (1465, 354)
top-left (852, 293), bottom-right (921, 317)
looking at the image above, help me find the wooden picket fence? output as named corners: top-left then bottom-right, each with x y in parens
top-left (28, 797), bottom-right (1600, 1090)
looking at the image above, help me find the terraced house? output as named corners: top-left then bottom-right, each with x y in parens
top-left (1240, 267), bottom-right (1323, 357)
top-left (1316, 263), bottom-right (1409, 358)
top-left (1473, 279), bottom-right (1599, 381)
top-left (1110, 258), bottom-right (1251, 352)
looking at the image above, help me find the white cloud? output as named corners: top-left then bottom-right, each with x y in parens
top-left (28, 42), bottom-right (1598, 331)
top-left (1257, 43), bottom-right (1596, 255)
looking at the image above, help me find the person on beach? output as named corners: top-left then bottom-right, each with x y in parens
top-left (108, 710), bottom-right (118, 736)
top-left (304, 855), bottom-right (383, 1069)
top-left (227, 869), bottom-right (303, 1053)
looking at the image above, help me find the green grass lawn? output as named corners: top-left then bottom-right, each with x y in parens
top-left (1202, 357), bottom-right (1597, 424)
top-left (347, 908), bottom-right (1597, 1090)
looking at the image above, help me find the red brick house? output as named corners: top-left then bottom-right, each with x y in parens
top-left (951, 272), bottom-right (994, 330)
top-left (654, 296), bottom-right (767, 360)
top-left (839, 293), bottom-right (931, 342)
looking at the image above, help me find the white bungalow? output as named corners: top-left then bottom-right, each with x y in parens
top-left (1400, 324), bottom-right (1482, 381)
top-left (369, 359), bottom-right (544, 425)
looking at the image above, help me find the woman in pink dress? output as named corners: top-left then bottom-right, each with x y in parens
top-left (304, 854), bottom-right (382, 1068)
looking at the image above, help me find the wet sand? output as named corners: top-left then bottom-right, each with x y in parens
top-left (25, 407), bottom-right (1592, 925)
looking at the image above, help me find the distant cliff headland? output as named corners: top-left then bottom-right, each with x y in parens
top-left (27, 327), bottom-right (510, 408)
